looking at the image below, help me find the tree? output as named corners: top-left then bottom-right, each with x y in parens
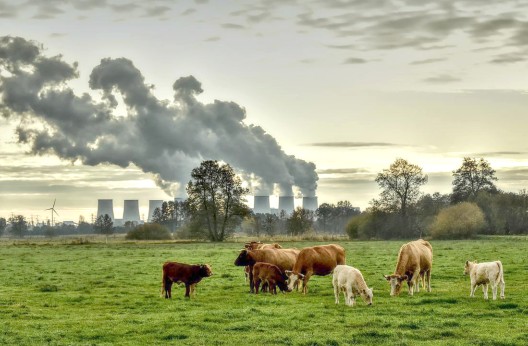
top-left (125, 224), bottom-right (172, 240)
top-left (375, 158), bottom-right (428, 216)
top-left (315, 203), bottom-right (333, 232)
top-left (429, 202), bottom-right (486, 239)
top-left (94, 214), bottom-right (114, 241)
top-left (152, 200), bottom-right (190, 232)
top-left (286, 208), bottom-right (314, 236)
top-left (0, 217), bottom-right (6, 237)
top-left (452, 157), bottom-right (498, 203)
top-left (8, 215), bottom-right (28, 238)
top-left (186, 160), bottom-right (250, 241)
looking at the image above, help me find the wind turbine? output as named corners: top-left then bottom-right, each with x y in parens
top-left (45, 199), bottom-right (59, 227)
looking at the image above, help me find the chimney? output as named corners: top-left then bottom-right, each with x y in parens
top-left (148, 200), bottom-right (163, 222)
top-left (123, 200), bottom-right (140, 223)
top-left (253, 196), bottom-right (271, 214)
top-left (97, 199), bottom-right (114, 220)
top-left (302, 196), bottom-right (318, 212)
top-left (278, 196), bottom-right (294, 215)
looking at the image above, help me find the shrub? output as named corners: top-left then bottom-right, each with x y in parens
top-left (429, 202), bottom-right (486, 239)
top-left (125, 223), bottom-right (172, 240)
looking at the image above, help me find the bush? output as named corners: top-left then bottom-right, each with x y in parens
top-left (429, 202), bottom-right (486, 239)
top-left (125, 223), bottom-right (172, 240)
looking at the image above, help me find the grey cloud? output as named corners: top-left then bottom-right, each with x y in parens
top-left (143, 5), bottom-right (171, 17)
top-left (471, 151), bottom-right (526, 157)
top-left (317, 168), bottom-right (370, 174)
top-left (490, 51), bottom-right (527, 64)
top-left (181, 8), bottom-right (196, 16)
top-left (422, 74), bottom-right (460, 83)
top-left (307, 142), bottom-right (398, 148)
top-left (204, 36), bottom-right (220, 42)
top-left (410, 58), bottom-right (446, 65)
top-left (0, 36), bottom-right (318, 197)
top-left (496, 167), bottom-right (528, 181)
top-left (344, 57), bottom-right (367, 64)
top-left (221, 23), bottom-right (246, 30)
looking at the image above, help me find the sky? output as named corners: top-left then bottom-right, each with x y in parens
top-left (1, 0), bottom-right (528, 223)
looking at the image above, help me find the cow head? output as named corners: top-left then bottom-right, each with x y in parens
top-left (384, 274), bottom-right (408, 296)
top-left (200, 264), bottom-right (213, 277)
top-left (360, 287), bottom-right (374, 305)
top-left (464, 260), bottom-right (476, 275)
top-left (285, 270), bottom-right (304, 291)
top-left (234, 249), bottom-right (254, 266)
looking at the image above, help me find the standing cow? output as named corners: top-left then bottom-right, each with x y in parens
top-left (234, 248), bottom-right (299, 293)
top-left (252, 262), bottom-right (290, 294)
top-left (384, 239), bottom-right (433, 296)
top-left (161, 261), bottom-right (213, 299)
top-left (333, 265), bottom-right (373, 306)
top-left (243, 242), bottom-right (282, 282)
top-left (464, 260), bottom-right (505, 300)
top-left (285, 244), bottom-right (346, 294)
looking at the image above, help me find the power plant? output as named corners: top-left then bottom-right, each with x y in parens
top-left (148, 200), bottom-right (163, 222)
top-left (123, 200), bottom-right (140, 223)
top-left (97, 199), bottom-right (114, 220)
top-left (253, 196), bottom-right (271, 214)
top-left (302, 196), bottom-right (318, 212)
top-left (278, 196), bottom-right (295, 215)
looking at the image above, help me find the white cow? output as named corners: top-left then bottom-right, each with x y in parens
top-left (464, 260), bottom-right (505, 300)
top-left (332, 265), bottom-right (373, 307)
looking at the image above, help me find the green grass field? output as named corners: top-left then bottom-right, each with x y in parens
top-left (1, 237), bottom-right (527, 345)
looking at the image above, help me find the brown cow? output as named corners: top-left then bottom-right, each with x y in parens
top-left (252, 262), bottom-right (291, 294)
top-left (285, 244), bottom-right (346, 294)
top-left (161, 261), bottom-right (213, 299)
top-left (243, 242), bottom-right (282, 282)
top-left (384, 239), bottom-right (433, 296)
top-left (234, 248), bottom-right (299, 293)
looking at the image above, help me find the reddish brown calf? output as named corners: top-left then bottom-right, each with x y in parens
top-left (161, 261), bottom-right (212, 298)
top-left (252, 262), bottom-right (290, 294)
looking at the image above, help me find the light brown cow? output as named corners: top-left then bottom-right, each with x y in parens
top-left (285, 244), bottom-right (346, 294)
top-left (252, 262), bottom-right (291, 294)
top-left (384, 239), bottom-right (433, 296)
top-left (234, 248), bottom-right (299, 293)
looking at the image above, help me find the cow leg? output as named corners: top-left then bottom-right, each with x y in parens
top-left (333, 281), bottom-right (339, 305)
top-left (185, 284), bottom-right (191, 298)
top-left (491, 283), bottom-right (498, 300)
top-left (165, 280), bottom-right (173, 299)
top-left (190, 284), bottom-right (197, 297)
top-left (499, 279), bottom-right (505, 299)
top-left (470, 282), bottom-right (478, 297)
top-left (408, 272), bottom-right (419, 296)
top-left (254, 278), bottom-right (261, 294)
top-left (482, 283), bottom-right (489, 300)
top-left (249, 266), bottom-right (255, 293)
top-left (346, 286), bottom-right (354, 306)
top-left (426, 270), bottom-right (432, 292)
top-left (302, 272), bottom-right (313, 295)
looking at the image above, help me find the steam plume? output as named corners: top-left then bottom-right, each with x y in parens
top-left (0, 36), bottom-right (318, 197)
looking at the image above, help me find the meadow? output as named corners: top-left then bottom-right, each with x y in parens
top-left (0, 237), bottom-right (527, 345)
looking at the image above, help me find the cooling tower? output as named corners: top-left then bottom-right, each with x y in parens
top-left (97, 199), bottom-right (114, 220)
top-left (278, 196), bottom-right (294, 215)
top-left (148, 200), bottom-right (163, 222)
top-left (123, 200), bottom-right (140, 223)
top-left (302, 196), bottom-right (318, 211)
top-left (253, 196), bottom-right (271, 214)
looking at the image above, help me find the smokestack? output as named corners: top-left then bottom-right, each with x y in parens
top-left (97, 199), bottom-right (114, 220)
top-left (278, 196), bottom-right (294, 215)
top-left (148, 200), bottom-right (163, 222)
top-left (302, 196), bottom-right (318, 212)
top-left (123, 200), bottom-right (140, 223)
top-left (253, 196), bottom-right (271, 214)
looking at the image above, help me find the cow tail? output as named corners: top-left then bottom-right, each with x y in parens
top-left (497, 261), bottom-right (505, 283)
top-left (161, 268), bottom-right (166, 297)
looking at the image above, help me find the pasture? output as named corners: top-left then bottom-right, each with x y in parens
top-left (0, 238), bottom-right (527, 345)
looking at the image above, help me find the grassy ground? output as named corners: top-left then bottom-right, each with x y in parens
top-left (0, 238), bottom-right (526, 345)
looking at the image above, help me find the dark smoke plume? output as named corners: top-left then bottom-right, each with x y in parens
top-left (0, 36), bottom-right (318, 197)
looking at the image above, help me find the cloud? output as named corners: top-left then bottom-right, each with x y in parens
top-left (221, 23), bottom-right (246, 30)
top-left (0, 36), bottom-right (318, 197)
top-left (471, 151), bottom-right (527, 157)
top-left (307, 142), bottom-right (398, 148)
top-left (496, 167), bottom-right (528, 181)
top-left (422, 74), bottom-right (460, 83)
top-left (317, 168), bottom-right (370, 174)
top-left (410, 58), bottom-right (446, 65)
top-left (343, 57), bottom-right (367, 64)
top-left (490, 51), bottom-right (527, 64)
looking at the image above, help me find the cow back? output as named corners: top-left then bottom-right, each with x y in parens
top-left (395, 239), bottom-right (433, 275)
top-left (294, 244), bottom-right (346, 276)
top-left (250, 248), bottom-right (299, 272)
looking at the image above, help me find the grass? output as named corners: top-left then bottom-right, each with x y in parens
top-left (0, 237), bottom-right (526, 345)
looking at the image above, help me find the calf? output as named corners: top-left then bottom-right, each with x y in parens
top-left (252, 262), bottom-right (290, 294)
top-left (464, 260), bottom-right (505, 300)
top-left (243, 242), bottom-right (282, 282)
top-left (161, 261), bottom-right (213, 299)
top-left (332, 265), bottom-right (373, 307)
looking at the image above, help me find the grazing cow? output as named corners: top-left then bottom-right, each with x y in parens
top-left (252, 262), bottom-right (291, 294)
top-left (332, 265), bottom-right (373, 307)
top-left (464, 260), bottom-right (505, 300)
top-left (243, 242), bottom-right (282, 282)
top-left (234, 248), bottom-right (299, 293)
top-left (384, 239), bottom-right (433, 296)
top-left (285, 244), bottom-right (346, 294)
top-left (161, 261), bottom-right (213, 299)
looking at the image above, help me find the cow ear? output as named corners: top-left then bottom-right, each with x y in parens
top-left (285, 270), bottom-right (292, 276)
top-left (383, 275), bottom-right (390, 281)
top-left (465, 260), bottom-right (469, 265)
